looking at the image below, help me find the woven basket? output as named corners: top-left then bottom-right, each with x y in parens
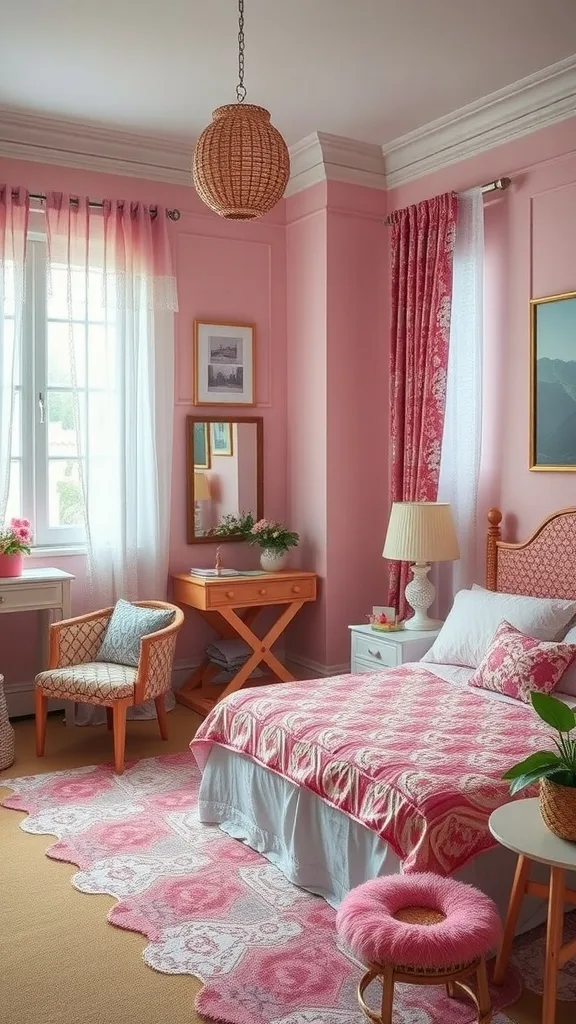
top-left (193, 103), bottom-right (290, 220)
top-left (539, 778), bottom-right (576, 841)
top-left (0, 674), bottom-right (15, 771)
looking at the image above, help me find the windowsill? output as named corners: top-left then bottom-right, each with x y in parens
top-left (30, 545), bottom-right (87, 558)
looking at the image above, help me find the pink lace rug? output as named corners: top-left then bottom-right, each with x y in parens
top-left (1, 750), bottom-right (564, 1024)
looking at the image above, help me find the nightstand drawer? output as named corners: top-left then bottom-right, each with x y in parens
top-left (352, 632), bottom-right (398, 670)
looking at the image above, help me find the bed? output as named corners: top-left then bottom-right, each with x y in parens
top-left (190, 507), bottom-right (576, 932)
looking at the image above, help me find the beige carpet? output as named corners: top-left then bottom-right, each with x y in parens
top-left (0, 709), bottom-right (572, 1024)
top-left (0, 708), bottom-right (205, 1024)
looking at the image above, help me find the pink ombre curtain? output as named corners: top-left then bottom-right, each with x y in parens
top-left (387, 193), bottom-right (458, 620)
top-left (43, 192), bottom-right (178, 599)
top-left (0, 186), bottom-right (30, 523)
top-left (44, 193), bottom-right (178, 725)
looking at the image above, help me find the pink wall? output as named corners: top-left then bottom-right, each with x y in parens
top-left (388, 116), bottom-right (576, 548)
top-left (286, 184), bottom-right (329, 664)
top-left (236, 423), bottom-right (258, 513)
top-left (0, 154), bottom-right (287, 680)
top-left (285, 180), bottom-right (387, 669)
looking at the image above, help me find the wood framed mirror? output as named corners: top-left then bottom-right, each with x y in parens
top-left (186, 416), bottom-right (264, 543)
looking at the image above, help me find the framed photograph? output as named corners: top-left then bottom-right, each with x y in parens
top-left (193, 321), bottom-right (255, 406)
top-left (193, 421), bottom-right (210, 469)
top-left (530, 291), bottom-right (576, 471)
top-left (210, 421), bottom-right (233, 456)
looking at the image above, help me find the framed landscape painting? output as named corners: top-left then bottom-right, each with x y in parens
top-left (193, 321), bottom-right (255, 406)
top-left (530, 291), bottom-right (576, 471)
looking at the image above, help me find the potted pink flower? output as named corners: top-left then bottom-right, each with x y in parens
top-left (248, 519), bottom-right (299, 572)
top-left (0, 518), bottom-right (32, 577)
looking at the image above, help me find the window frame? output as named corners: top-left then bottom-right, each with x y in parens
top-left (9, 234), bottom-right (87, 550)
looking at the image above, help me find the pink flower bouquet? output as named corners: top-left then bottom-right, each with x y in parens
top-left (0, 517), bottom-right (33, 555)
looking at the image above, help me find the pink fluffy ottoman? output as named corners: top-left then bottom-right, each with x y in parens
top-left (336, 873), bottom-right (502, 1024)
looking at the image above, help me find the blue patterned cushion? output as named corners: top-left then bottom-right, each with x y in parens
top-left (96, 600), bottom-right (175, 667)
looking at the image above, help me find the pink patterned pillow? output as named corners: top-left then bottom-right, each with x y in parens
top-left (468, 620), bottom-right (576, 704)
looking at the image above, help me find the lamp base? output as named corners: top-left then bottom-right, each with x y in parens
top-left (404, 562), bottom-right (441, 631)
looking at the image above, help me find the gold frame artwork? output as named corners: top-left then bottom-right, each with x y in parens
top-left (210, 421), bottom-right (234, 456)
top-left (530, 290), bottom-right (576, 472)
top-left (193, 320), bottom-right (256, 407)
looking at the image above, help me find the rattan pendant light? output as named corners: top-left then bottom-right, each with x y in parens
top-left (192, 0), bottom-right (290, 220)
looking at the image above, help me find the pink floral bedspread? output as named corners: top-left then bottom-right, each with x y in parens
top-left (191, 666), bottom-right (555, 875)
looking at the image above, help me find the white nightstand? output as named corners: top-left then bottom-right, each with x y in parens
top-left (349, 623), bottom-right (440, 673)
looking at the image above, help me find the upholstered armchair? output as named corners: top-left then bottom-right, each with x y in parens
top-left (35, 601), bottom-right (184, 774)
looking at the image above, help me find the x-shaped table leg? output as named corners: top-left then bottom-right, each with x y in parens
top-left (217, 600), bottom-right (305, 700)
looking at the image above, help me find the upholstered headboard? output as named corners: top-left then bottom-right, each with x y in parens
top-left (486, 507), bottom-right (576, 600)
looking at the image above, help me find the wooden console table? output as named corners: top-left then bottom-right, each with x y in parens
top-left (172, 570), bottom-right (317, 716)
top-left (1, 568), bottom-right (75, 722)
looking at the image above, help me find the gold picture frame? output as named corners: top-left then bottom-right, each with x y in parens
top-left (210, 421), bottom-right (233, 456)
top-left (193, 320), bottom-right (256, 406)
top-left (530, 290), bottom-right (576, 472)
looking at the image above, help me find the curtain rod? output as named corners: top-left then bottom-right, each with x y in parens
top-left (384, 176), bottom-right (511, 226)
top-left (14, 189), bottom-right (181, 221)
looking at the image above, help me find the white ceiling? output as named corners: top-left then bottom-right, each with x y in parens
top-left (2, 0), bottom-right (576, 147)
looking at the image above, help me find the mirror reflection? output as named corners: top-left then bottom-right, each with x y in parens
top-left (186, 417), bottom-right (263, 543)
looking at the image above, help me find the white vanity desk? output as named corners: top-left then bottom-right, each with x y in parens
top-left (1, 568), bottom-right (75, 721)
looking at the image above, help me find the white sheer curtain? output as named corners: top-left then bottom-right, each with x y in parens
top-left (44, 194), bottom-right (178, 723)
top-left (0, 187), bottom-right (29, 523)
top-left (437, 188), bottom-right (484, 609)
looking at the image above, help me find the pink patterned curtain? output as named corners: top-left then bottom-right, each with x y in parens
top-left (387, 192), bottom-right (458, 620)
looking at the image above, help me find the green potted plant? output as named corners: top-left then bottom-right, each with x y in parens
top-left (503, 691), bottom-right (576, 841)
top-left (211, 511), bottom-right (255, 538)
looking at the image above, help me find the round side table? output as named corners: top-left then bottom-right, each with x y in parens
top-left (489, 798), bottom-right (576, 1024)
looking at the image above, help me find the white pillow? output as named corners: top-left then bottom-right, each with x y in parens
top-left (556, 625), bottom-right (576, 696)
top-left (421, 587), bottom-right (576, 669)
top-left (471, 583), bottom-right (576, 639)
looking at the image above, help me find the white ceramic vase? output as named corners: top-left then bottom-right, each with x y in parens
top-left (260, 549), bottom-right (288, 572)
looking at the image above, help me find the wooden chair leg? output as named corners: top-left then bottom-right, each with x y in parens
top-left (476, 958), bottom-right (492, 1024)
top-left (35, 688), bottom-right (48, 756)
top-left (112, 701), bottom-right (128, 774)
top-left (106, 708), bottom-right (113, 731)
top-left (155, 695), bottom-right (169, 740)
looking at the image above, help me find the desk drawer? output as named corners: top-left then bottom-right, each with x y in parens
top-left (206, 577), bottom-right (316, 608)
top-left (0, 584), bottom-right (62, 612)
top-left (351, 632), bottom-right (398, 670)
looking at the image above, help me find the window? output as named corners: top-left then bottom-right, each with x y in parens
top-left (3, 234), bottom-right (117, 549)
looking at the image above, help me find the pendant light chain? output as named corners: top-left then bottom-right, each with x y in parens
top-left (192, 0), bottom-right (290, 219)
top-left (236, 0), bottom-right (247, 103)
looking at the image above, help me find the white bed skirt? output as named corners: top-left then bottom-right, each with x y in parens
top-left (198, 746), bottom-right (560, 934)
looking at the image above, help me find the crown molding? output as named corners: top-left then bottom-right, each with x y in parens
top-left (0, 55), bottom-right (575, 197)
top-left (383, 54), bottom-right (576, 188)
top-left (0, 107), bottom-right (192, 185)
top-left (285, 131), bottom-right (386, 197)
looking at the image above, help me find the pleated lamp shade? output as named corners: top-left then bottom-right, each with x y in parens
top-left (383, 502), bottom-right (460, 563)
top-left (194, 472), bottom-right (211, 501)
top-left (193, 104), bottom-right (290, 220)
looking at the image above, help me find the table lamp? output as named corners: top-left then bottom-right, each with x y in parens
top-left (383, 502), bottom-right (460, 630)
top-left (194, 472), bottom-right (211, 533)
